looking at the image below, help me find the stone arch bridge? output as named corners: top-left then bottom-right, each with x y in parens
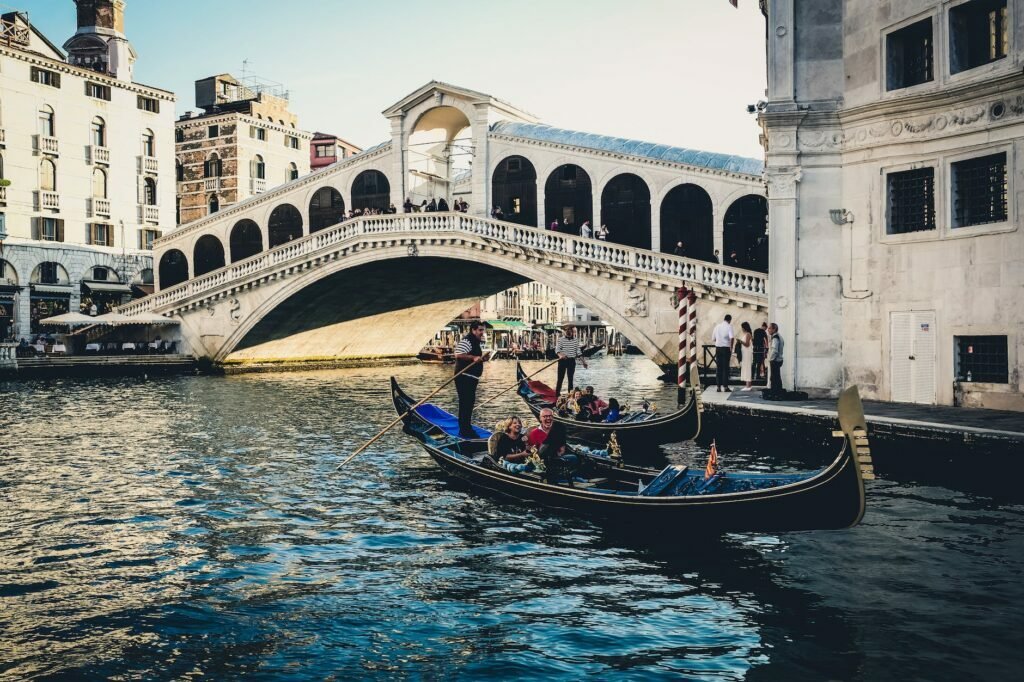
top-left (122, 213), bottom-right (767, 370)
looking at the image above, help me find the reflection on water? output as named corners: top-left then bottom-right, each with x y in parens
top-left (1, 357), bottom-right (1022, 680)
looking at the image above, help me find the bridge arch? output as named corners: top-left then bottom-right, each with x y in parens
top-left (660, 183), bottom-right (714, 260)
top-left (724, 194), bottom-right (768, 272)
top-left (544, 163), bottom-right (593, 234)
top-left (491, 155), bottom-right (537, 226)
top-left (230, 219), bottom-right (263, 262)
top-left (600, 173), bottom-right (651, 249)
top-left (268, 203), bottom-right (304, 247)
top-left (193, 235), bottom-right (226, 277)
top-left (309, 186), bottom-right (346, 232)
top-left (158, 249), bottom-right (189, 290)
top-left (351, 170), bottom-right (391, 212)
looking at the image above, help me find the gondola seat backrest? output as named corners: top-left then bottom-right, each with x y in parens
top-left (487, 432), bottom-right (501, 457)
top-left (639, 465), bottom-right (688, 496)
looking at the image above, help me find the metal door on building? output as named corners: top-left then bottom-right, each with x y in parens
top-left (890, 311), bottom-right (936, 404)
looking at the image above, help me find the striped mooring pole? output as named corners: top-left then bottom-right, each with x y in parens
top-left (676, 286), bottom-right (698, 387)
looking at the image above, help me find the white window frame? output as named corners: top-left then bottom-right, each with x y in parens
top-left (880, 10), bottom-right (940, 99)
top-left (879, 159), bottom-right (942, 245)
top-left (945, 142), bottom-right (1016, 239)
top-left (945, 0), bottom-right (1015, 87)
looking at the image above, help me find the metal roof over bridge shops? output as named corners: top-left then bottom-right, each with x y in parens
top-left (489, 121), bottom-right (765, 177)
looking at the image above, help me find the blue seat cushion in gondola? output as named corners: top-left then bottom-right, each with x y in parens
top-left (414, 404), bottom-right (491, 439)
top-left (639, 465), bottom-right (689, 496)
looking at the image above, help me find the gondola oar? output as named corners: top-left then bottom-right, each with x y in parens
top-left (476, 358), bottom-right (559, 409)
top-left (337, 361), bottom-right (482, 470)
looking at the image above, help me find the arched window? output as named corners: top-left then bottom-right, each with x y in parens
top-left (251, 155), bottom-right (265, 180)
top-left (158, 249), bottom-right (189, 289)
top-left (205, 153), bottom-right (222, 178)
top-left (309, 187), bottom-right (345, 232)
top-left (142, 129), bottom-right (155, 157)
top-left (544, 164), bottom-right (592, 233)
top-left (143, 177), bottom-right (157, 205)
top-left (351, 170), bottom-right (390, 212)
top-left (230, 219), bottom-right (263, 262)
top-left (268, 204), bottom-right (303, 246)
top-left (92, 168), bottom-right (107, 198)
top-left (38, 105), bottom-right (55, 136)
top-left (193, 234), bottom-right (226, 276)
top-left (30, 262), bottom-right (70, 285)
top-left (91, 116), bottom-right (105, 147)
top-left (287, 162), bottom-right (299, 182)
top-left (723, 195), bottom-right (769, 272)
top-left (600, 173), bottom-right (651, 249)
top-left (660, 184), bottom-right (713, 259)
top-left (491, 155), bottom-right (537, 226)
top-left (40, 158), bottom-right (56, 191)
top-left (209, 194), bottom-right (219, 214)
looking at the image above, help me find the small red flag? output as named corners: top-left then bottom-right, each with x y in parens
top-left (705, 440), bottom-right (719, 480)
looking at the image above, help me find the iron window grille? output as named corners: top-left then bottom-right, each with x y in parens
top-left (886, 19), bottom-right (934, 90)
top-left (952, 152), bottom-right (1007, 227)
top-left (956, 335), bottom-right (1008, 383)
top-left (888, 167), bottom-right (936, 234)
top-left (950, 0), bottom-right (1008, 74)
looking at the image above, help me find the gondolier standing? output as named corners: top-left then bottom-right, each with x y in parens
top-left (453, 321), bottom-right (489, 438)
top-left (555, 326), bottom-right (588, 395)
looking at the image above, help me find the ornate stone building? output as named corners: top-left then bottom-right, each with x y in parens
top-left (760, 0), bottom-right (1022, 409)
top-left (175, 74), bottom-right (313, 225)
top-left (0, 2), bottom-right (175, 340)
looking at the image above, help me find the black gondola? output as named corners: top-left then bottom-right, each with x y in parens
top-left (515, 362), bottom-right (701, 449)
top-left (390, 377), bottom-right (870, 531)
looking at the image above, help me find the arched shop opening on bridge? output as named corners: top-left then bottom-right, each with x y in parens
top-left (406, 105), bottom-right (472, 208)
top-left (309, 187), bottom-right (346, 232)
top-left (545, 164), bottom-right (592, 234)
top-left (660, 184), bottom-right (714, 260)
top-left (351, 170), bottom-right (390, 212)
top-left (29, 262), bottom-right (71, 333)
top-left (159, 249), bottom-right (189, 290)
top-left (194, 234), bottom-right (226, 277)
top-left (601, 173), bottom-right (651, 249)
top-left (491, 155), bottom-right (537, 226)
top-left (230, 219), bottom-right (263, 262)
top-left (723, 195), bottom-right (768, 272)
top-left (268, 204), bottom-right (304, 247)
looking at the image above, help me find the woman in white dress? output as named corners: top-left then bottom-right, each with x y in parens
top-left (737, 321), bottom-right (754, 390)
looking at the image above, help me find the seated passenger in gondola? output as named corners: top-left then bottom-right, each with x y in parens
top-left (536, 421), bottom-right (579, 484)
top-left (602, 398), bottom-right (622, 423)
top-left (577, 386), bottom-right (601, 421)
top-left (490, 416), bottom-right (534, 474)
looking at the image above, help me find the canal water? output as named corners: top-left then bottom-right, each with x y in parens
top-left (1, 356), bottom-right (1022, 680)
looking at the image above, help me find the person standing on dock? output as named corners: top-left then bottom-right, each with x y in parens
top-left (453, 322), bottom-right (489, 438)
top-left (712, 315), bottom-right (735, 393)
top-left (767, 323), bottom-right (785, 395)
top-left (555, 326), bottom-right (587, 395)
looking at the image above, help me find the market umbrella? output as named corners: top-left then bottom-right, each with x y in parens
top-left (39, 312), bottom-right (104, 327)
top-left (126, 312), bottom-right (181, 325)
top-left (92, 311), bottom-right (136, 326)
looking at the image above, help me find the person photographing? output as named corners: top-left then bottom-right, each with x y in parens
top-left (555, 326), bottom-right (587, 395)
top-left (453, 321), bottom-right (490, 438)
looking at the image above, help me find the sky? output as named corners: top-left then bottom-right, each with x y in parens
top-left (23, 0), bottom-right (768, 158)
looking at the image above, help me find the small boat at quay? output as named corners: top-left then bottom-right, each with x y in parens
top-left (391, 377), bottom-right (870, 532)
top-left (515, 362), bottom-right (702, 450)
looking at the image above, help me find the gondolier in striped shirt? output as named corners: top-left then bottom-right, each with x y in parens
top-left (453, 321), bottom-right (489, 438)
top-left (555, 326), bottom-right (587, 395)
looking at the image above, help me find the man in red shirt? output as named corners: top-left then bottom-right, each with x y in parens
top-left (527, 408), bottom-right (556, 448)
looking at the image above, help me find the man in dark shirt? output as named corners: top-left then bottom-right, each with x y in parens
top-left (453, 322), bottom-right (488, 438)
top-left (752, 322), bottom-right (768, 380)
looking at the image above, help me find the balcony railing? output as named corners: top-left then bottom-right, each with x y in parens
top-left (141, 156), bottom-right (158, 174)
top-left (37, 190), bottom-right (59, 210)
top-left (251, 178), bottom-right (267, 194)
top-left (90, 145), bottom-right (110, 165)
top-left (36, 135), bottom-right (59, 155)
top-left (141, 205), bottom-right (159, 223)
top-left (91, 197), bottom-right (111, 217)
top-left (204, 177), bottom-right (221, 192)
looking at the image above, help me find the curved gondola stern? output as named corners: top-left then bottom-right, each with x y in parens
top-left (689, 363), bottom-right (703, 441)
top-left (835, 385), bottom-right (871, 527)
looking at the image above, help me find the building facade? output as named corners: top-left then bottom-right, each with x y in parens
top-left (310, 131), bottom-right (361, 172)
top-left (0, 3), bottom-right (175, 340)
top-left (175, 74), bottom-right (312, 225)
top-left (760, 0), bottom-right (1023, 410)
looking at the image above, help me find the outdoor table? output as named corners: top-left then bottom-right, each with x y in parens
top-left (52, 344), bottom-right (67, 354)
top-left (148, 341), bottom-right (160, 350)
top-left (122, 342), bottom-right (136, 351)
top-left (85, 343), bottom-right (101, 352)
top-left (33, 343), bottom-right (45, 353)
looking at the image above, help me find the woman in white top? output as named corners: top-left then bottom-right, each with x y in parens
top-left (737, 321), bottom-right (754, 390)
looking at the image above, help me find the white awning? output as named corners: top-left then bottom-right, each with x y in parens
top-left (83, 280), bottom-right (133, 294)
top-left (31, 284), bottom-right (73, 294)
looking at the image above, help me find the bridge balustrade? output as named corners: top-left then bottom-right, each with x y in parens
top-left (122, 212), bottom-right (767, 316)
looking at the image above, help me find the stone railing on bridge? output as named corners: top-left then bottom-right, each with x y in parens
top-left (123, 213), bottom-right (766, 315)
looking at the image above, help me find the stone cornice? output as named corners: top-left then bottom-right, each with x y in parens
top-left (154, 142), bottom-right (393, 247)
top-left (0, 45), bottom-right (175, 100)
top-left (175, 112), bottom-right (314, 139)
top-left (487, 134), bottom-right (764, 185)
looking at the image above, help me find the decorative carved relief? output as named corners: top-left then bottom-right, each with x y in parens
top-left (407, 243), bottom-right (419, 257)
top-left (229, 297), bottom-right (241, 324)
top-left (624, 284), bottom-right (648, 317)
top-left (842, 99), bottom-right (1015, 151)
top-left (766, 169), bottom-right (802, 199)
